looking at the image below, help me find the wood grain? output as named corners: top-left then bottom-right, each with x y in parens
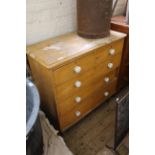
top-left (60, 80), bottom-right (117, 131)
top-left (27, 30), bottom-right (126, 131)
top-left (27, 31), bottom-right (126, 69)
top-left (95, 39), bottom-right (124, 65)
top-left (53, 53), bottom-right (95, 85)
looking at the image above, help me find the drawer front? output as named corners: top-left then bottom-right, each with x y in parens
top-left (57, 70), bottom-right (118, 116)
top-left (57, 81), bottom-right (95, 116)
top-left (54, 53), bottom-right (95, 85)
top-left (59, 80), bottom-right (117, 130)
top-left (56, 69), bottom-right (95, 102)
top-left (92, 79), bottom-right (117, 106)
top-left (95, 39), bottom-right (124, 65)
top-left (57, 69), bottom-right (118, 116)
top-left (59, 96), bottom-right (94, 130)
top-left (95, 53), bottom-right (122, 78)
top-left (94, 69), bottom-right (119, 90)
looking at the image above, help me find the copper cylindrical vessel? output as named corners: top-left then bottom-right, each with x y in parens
top-left (77, 0), bottom-right (113, 39)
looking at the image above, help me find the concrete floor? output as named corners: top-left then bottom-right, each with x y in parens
top-left (63, 96), bottom-right (129, 155)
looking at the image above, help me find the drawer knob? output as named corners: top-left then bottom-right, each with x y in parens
top-left (74, 81), bottom-right (82, 88)
top-left (104, 91), bottom-right (109, 97)
top-left (74, 66), bottom-right (82, 74)
top-left (75, 111), bottom-right (81, 117)
top-left (108, 63), bottom-right (113, 69)
top-left (104, 77), bottom-right (110, 83)
top-left (75, 96), bottom-right (81, 103)
top-left (109, 49), bottom-right (116, 55)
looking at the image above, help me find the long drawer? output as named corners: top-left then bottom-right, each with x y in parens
top-left (95, 39), bottom-right (124, 65)
top-left (56, 69), bottom-right (95, 102)
top-left (95, 53), bottom-right (122, 78)
top-left (59, 80), bottom-right (117, 129)
top-left (53, 53), bottom-right (95, 85)
top-left (93, 69), bottom-right (119, 90)
top-left (57, 81), bottom-right (95, 116)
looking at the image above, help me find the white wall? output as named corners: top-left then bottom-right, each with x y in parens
top-left (26, 0), bottom-right (77, 45)
top-left (26, 0), bottom-right (127, 45)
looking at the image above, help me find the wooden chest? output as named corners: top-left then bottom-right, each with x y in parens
top-left (27, 31), bottom-right (126, 131)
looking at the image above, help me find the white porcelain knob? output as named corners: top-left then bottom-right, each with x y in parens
top-left (109, 49), bottom-right (116, 55)
top-left (74, 66), bottom-right (82, 74)
top-left (75, 96), bottom-right (81, 103)
top-left (104, 77), bottom-right (110, 83)
top-left (104, 91), bottom-right (109, 97)
top-left (75, 111), bottom-right (81, 117)
top-left (74, 81), bottom-right (82, 88)
top-left (108, 63), bottom-right (113, 69)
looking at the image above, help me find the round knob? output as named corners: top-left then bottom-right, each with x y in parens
top-left (104, 77), bottom-right (110, 83)
top-left (74, 81), bottom-right (82, 88)
top-left (109, 49), bottom-right (116, 55)
top-left (74, 66), bottom-right (82, 74)
top-left (75, 111), bottom-right (81, 117)
top-left (104, 91), bottom-right (109, 97)
top-left (75, 96), bottom-right (81, 103)
top-left (108, 63), bottom-right (113, 69)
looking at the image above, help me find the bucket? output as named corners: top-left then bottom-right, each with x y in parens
top-left (26, 79), bottom-right (43, 155)
top-left (77, 0), bottom-right (113, 39)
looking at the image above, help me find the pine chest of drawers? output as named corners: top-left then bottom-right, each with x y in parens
top-left (27, 31), bottom-right (126, 131)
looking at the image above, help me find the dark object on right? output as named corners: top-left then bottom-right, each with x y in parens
top-left (114, 87), bottom-right (129, 149)
top-left (77, 0), bottom-right (113, 39)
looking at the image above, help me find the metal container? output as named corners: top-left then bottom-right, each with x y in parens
top-left (77, 0), bottom-right (113, 38)
top-left (26, 79), bottom-right (43, 155)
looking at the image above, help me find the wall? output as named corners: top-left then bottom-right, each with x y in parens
top-left (113, 0), bottom-right (127, 16)
top-left (26, 0), bottom-right (77, 45)
top-left (26, 0), bottom-right (127, 45)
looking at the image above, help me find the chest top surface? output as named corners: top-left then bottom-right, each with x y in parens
top-left (27, 30), bottom-right (126, 69)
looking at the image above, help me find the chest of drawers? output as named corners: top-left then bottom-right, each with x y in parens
top-left (27, 31), bottom-right (126, 131)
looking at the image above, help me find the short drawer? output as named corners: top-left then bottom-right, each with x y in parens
top-left (95, 53), bottom-right (122, 77)
top-left (92, 79), bottom-right (117, 107)
top-left (56, 69), bottom-right (95, 102)
top-left (95, 39), bottom-right (124, 65)
top-left (54, 53), bottom-right (95, 85)
top-left (94, 69), bottom-right (119, 90)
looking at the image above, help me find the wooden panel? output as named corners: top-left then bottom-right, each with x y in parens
top-left (59, 96), bottom-right (94, 130)
top-left (92, 79), bottom-right (117, 108)
top-left (56, 69), bottom-right (95, 102)
top-left (95, 39), bottom-right (124, 65)
top-left (27, 31), bottom-right (126, 69)
top-left (95, 53), bottom-right (122, 78)
top-left (57, 89), bottom-right (94, 116)
top-left (59, 80), bottom-right (117, 129)
top-left (111, 16), bottom-right (129, 90)
top-left (94, 69), bottom-right (119, 89)
top-left (53, 53), bottom-right (95, 85)
top-left (27, 56), bottom-right (58, 119)
top-left (57, 70), bottom-right (118, 117)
